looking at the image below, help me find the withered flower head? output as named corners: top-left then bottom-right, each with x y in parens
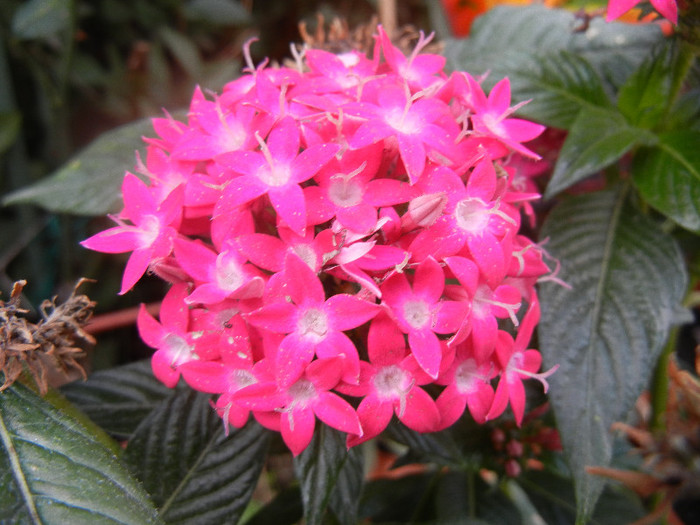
top-left (0, 279), bottom-right (95, 395)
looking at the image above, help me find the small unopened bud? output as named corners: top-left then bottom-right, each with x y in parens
top-left (401, 192), bottom-right (447, 231)
top-left (505, 459), bottom-right (521, 478)
top-left (506, 439), bottom-right (524, 458)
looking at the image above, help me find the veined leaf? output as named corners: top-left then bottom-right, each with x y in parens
top-left (125, 389), bottom-right (270, 525)
top-left (617, 42), bottom-right (677, 130)
top-left (0, 381), bottom-right (161, 524)
top-left (61, 359), bottom-right (182, 439)
top-left (2, 118), bottom-right (155, 216)
top-left (293, 425), bottom-right (365, 525)
top-left (546, 107), bottom-right (655, 198)
top-left (183, 0), bottom-right (252, 25)
top-left (444, 5), bottom-right (664, 97)
top-left (633, 130), bottom-right (700, 232)
top-left (386, 420), bottom-right (463, 467)
top-left (500, 51), bottom-right (612, 129)
top-left (538, 188), bottom-right (688, 522)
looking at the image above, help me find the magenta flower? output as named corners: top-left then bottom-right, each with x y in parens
top-left (345, 79), bottom-right (458, 184)
top-left (174, 238), bottom-right (266, 305)
top-left (137, 283), bottom-right (211, 388)
top-left (381, 256), bottom-right (467, 378)
top-left (81, 173), bottom-right (183, 294)
top-left (245, 253), bottom-right (379, 386)
top-left (606, 0), bottom-right (678, 24)
top-left (377, 26), bottom-right (446, 91)
top-left (339, 312), bottom-right (441, 447)
top-left (216, 116), bottom-right (340, 234)
top-left (435, 339), bottom-right (497, 428)
top-left (235, 357), bottom-right (362, 456)
top-left (486, 300), bottom-right (558, 426)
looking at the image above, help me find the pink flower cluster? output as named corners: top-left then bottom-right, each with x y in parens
top-left (606, 0), bottom-right (678, 24)
top-left (83, 27), bottom-right (558, 455)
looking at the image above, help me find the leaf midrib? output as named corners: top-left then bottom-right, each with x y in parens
top-left (0, 399), bottom-right (43, 524)
top-left (578, 185), bottom-right (629, 519)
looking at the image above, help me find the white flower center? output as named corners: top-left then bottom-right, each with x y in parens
top-left (454, 358), bottom-right (487, 394)
top-left (454, 198), bottom-right (490, 233)
top-left (329, 177), bottom-right (363, 207)
top-left (298, 308), bottom-right (329, 340)
top-left (138, 215), bottom-right (160, 248)
top-left (403, 300), bottom-right (431, 329)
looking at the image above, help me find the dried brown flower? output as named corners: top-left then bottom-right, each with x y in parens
top-left (587, 351), bottom-right (700, 525)
top-left (0, 279), bottom-right (95, 395)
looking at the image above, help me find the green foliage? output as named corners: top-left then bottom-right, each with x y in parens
top-left (125, 390), bottom-right (271, 524)
top-left (0, 381), bottom-right (161, 524)
top-left (11, 0), bottom-right (71, 40)
top-left (546, 107), bottom-right (656, 198)
top-left (633, 130), bottom-right (700, 232)
top-left (293, 425), bottom-right (364, 525)
top-left (3, 118), bottom-right (154, 215)
top-left (538, 188), bottom-right (689, 521)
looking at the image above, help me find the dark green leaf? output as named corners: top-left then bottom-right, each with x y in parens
top-left (0, 111), bottom-right (21, 155)
top-left (617, 42), bottom-right (677, 129)
top-left (633, 130), bottom-right (700, 231)
top-left (519, 469), bottom-right (645, 525)
top-left (2, 118), bottom-right (155, 215)
top-left (61, 359), bottom-right (181, 439)
top-left (538, 188), bottom-right (688, 522)
top-left (11, 0), bottom-right (70, 39)
top-left (244, 486), bottom-right (303, 525)
top-left (293, 425), bottom-right (364, 525)
top-left (546, 107), bottom-right (655, 198)
top-left (0, 381), bottom-right (161, 524)
top-left (444, 5), bottom-right (664, 96)
top-left (497, 51), bottom-right (612, 129)
top-left (666, 88), bottom-right (700, 131)
top-left (158, 27), bottom-right (202, 79)
top-left (359, 473), bottom-right (436, 523)
top-left (183, 0), bottom-right (252, 25)
top-left (386, 420), bottom-right (463, 467)
top-left (125, 389), bottom-right (270, 525)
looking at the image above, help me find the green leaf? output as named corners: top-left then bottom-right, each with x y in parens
top-left (11, 0), bottom-right (71, 39)
top-left (538, 188), bottom-right (688, 522)
top-left (293, 425), bottom-right (364, 525)
top-left (666, 88), bottom-right (700, 131)
top-left (444, 5), bottom-right (664, 96)
top-left (184, 0), bottom-right (252, 25)
top-left (546, 107), bottom-right (655, 198)
top-left (498, 51), bottom-right (612, 129)
top-left (158, 27), bottom-right (203, 79)
top-left (0, 111), bottom-right (21, 155)
top-left (0, 381), bottom-right (161, 524)
top-left (2, 118), bottom-right (155, 215)
top-left (633, 130), bottom-right (700, 231)
top-left (518, 469), bottom-right (645, 525)
top-left (244, 486), bottom-right (303, 525)
top-left (61, 360), bottom-right (182, 439)
top-left (125, 389), bottom-right (270, 525)
top-left (386, 420), bottom-right (463, 466)
top-left (617, 42), bottom-right (677, 129)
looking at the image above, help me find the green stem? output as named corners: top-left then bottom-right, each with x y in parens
top-left (649, 325), bottom-right (678, 432)
top-left (662, 40), bottom-right (696, 129)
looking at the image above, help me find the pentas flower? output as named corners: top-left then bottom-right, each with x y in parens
top-left (245, 253), bottom-right (379, 386)
top-left (217, 116), bottom-right (340, 235)
top-left (81, 173), bottom-right (184, 294)
top-left (381, 256), bottom-right (467, 378)
top-left (83, 25), bottom-right (557, 455)
top-left (606, 0), bottom-right (678, 24)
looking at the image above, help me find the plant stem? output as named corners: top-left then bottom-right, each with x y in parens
top-left (649, 325), bottom-right (678, 432)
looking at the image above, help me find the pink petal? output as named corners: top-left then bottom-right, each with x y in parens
top-left (268, 183), bottom-right (306, 235)
top-left (121, 248), bottom-right (152, 294)
top-left (435, 384), bottom-right (468, 430)
top-left (81, 228), bottom-right (141, 254)
top-left (137, 304), bottom-right (164, 348)
top-left (467, 232), bottom-right (506, 288)
top-left (290, 143), bottom-right (340, 184)
top-left (397, 134), bottom-right (426, 184)
top-left (326, 294), bottom-right (378, 331)
top-left (368, 313), bottom-right (407, 365)
top-left (159, 283), bottom-right (190, 328)
top-left (180, 361), bottom-right (230, 393)
top-left (282, 407), bottom-right (316, 456)
top-left (399, 386), bottom-right (440, 432)
top-left (276, 333), bottom-right (315, 387)
top-left (314, 392), bottom-right (362, 435)
top-left (282, 252), bottom-right (324, 304)
top-left (408, 329), bottom-right (441, 379)
top-left (348, 394), bottom-right (393, 447)
top-left (174, 238), bottom-right (216, 282)
top-left (314, 332), bottom-right (360, 384)
top-left (122, 173), bottom-right (156, 223)
top-left (245, 302), bottom-right (298, 333)
top-left (433, 300), bottom-right (467, 334)
top-left (267, 116), bottom-right (299, 162)
top-left (151, 350), bottom-right (180, 388)
top-left (412, 256), bottom-right (444, 303)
